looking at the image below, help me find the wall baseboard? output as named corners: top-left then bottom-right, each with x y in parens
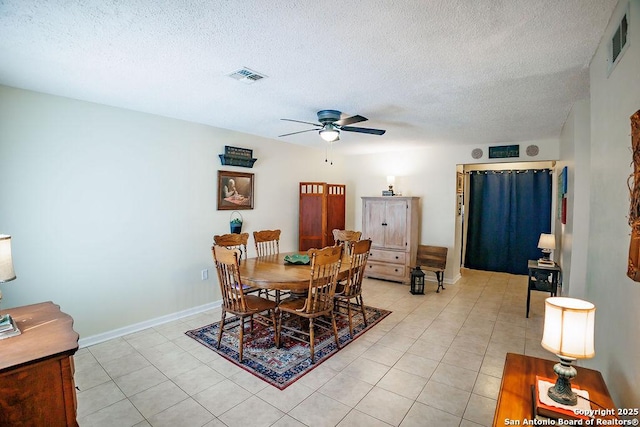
top-left (78, 300), bottom-right (222, 348)
top-left (76, 273), bottom-right (462, 348)
top-left (425, 274), bottom-right (461, 286)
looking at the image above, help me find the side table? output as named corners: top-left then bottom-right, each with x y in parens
top-left (527, 260), bottom-right (562, 318)
top-left (493, 353), bottom-right (617, 426)
top-left (0, 301), bottom-right (79, 426)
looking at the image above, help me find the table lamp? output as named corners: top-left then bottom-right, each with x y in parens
top-left (0, 234), bottom-right (20, 336)
top-left (541, 297), bottom-right (595, 406)
top-left (385, 176), bottom-right (395, 196)
top-left (0, 234), bottom-right (16, 287)
top-left (538, 233), bottom-right (556, 261)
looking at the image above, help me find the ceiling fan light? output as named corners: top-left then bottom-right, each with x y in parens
top-left (320, 127), bottom-right (340, 142)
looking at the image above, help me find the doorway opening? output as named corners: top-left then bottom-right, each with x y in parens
top-left (456, 161), bottom-right (556, 275)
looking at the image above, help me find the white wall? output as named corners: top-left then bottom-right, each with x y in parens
top-left (0, 85), bottom-right (347, 340)
top-left (558, 99), bottom-right (591, 297)
top-left (586, 0), bottom-right (640, 408)
top-left (344, 140), bottom-right (560, 283)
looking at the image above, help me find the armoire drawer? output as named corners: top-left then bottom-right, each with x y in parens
top-left (368, 249), bottom-right (406, 265)
top-left (365, 262), bottom-right (406, 279)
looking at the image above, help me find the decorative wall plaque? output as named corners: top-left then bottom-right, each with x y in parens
top-left (219, 146), bottom-right (257, 168)
top-left (471, 148), bottom-right (483, 159)
top-left (489, 144), bottom-right (520, 159)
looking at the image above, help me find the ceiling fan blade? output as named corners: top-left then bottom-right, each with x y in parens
top-left (281, 118), bottom-right (322, 127)
top-left (341, 126), bottom-right (386, 135)
top-left (335, 115), bottom-right (367, 126)
top-left (278, 128), bottom-right (319, 137)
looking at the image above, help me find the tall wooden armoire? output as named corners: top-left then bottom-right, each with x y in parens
top-left (299, 182), bottom-right (346, 251)
top-left (361, 196), bottom-right (420, 283)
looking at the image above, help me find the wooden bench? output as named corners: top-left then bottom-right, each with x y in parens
top-left (416, 245), bottom-right (448, 293)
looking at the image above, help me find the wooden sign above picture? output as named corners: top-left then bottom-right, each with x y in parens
top-left (219, 146), bottom-right (258, 168)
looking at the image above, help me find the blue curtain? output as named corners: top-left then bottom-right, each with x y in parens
top-left (464, 169), bottom-right (552, 275)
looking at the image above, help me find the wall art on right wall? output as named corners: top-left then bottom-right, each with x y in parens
top-left (627, 110), bottom-right (640, 282)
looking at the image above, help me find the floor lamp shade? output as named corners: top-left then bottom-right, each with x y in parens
top-left (542, 297), bottom-right (595, 359)
top-left (0, 235), bottom-right (16, 283)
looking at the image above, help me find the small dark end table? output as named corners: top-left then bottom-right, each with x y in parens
top-left (527, 260), bottom-right (562, 318)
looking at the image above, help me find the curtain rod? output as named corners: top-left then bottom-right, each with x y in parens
top-left (465, 169), bottom-right (553, 175)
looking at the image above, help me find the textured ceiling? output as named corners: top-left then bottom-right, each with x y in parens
top-left (0, 1), bottom-right (618, 154)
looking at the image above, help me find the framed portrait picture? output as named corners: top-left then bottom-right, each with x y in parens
top-left (217, 170), bottom-right (254, 210)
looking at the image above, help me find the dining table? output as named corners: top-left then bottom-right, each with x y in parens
top-left (239, 251), bottom-right (351, 294)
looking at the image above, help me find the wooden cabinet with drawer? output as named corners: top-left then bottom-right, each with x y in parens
top-left (0, 302), bottom-right (79, 426)
top-left (362, 197), bottom-right (419, 284)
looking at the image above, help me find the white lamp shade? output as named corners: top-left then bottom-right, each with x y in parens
top-left (0, 235), bottom-right (16, 283)
top-left (538, 233), bottom-right (556, 250)
top-left (387, 176), bottom-right (396, 186)
top-left (541, 297), bottom-right (595, 359)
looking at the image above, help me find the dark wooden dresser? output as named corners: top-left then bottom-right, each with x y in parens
top-left (0, 301), bottom-right (79, 426)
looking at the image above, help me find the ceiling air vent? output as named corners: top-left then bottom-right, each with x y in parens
top-left (227, 67), bottom-right (267, 84)
top-left (608, 5), bottom-right (629, 75)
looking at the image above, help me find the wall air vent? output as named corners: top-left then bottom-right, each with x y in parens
top-left (227, 67), bottom-right (268, 84)
top-left (608, 5), bottom-right (629, 75)
top-left (471, 148), bottom-right (483, 159)
top-left (526, 145), bottom-right (539, 157)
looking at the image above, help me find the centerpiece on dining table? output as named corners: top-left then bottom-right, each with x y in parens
top-left (283, 254), bottom-right (310, 265)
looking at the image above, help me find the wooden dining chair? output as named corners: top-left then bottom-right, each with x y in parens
top-left (334, 239), bottom-right (372, 337)
top-left (213, 232), bottom-right (260, 294)
top-left (277, 245), bottom-right (343, 364)
top-left (253, 229), bottom-right (281, 256)
top-left (332, 229), bottom-right (362, 256)
top-left (211, 245), bottom-right (279, 362)
top-left (332, 229), bottom-right (362, 289)
top-left (252, 229), bottom-right (286, 301)
top-left (213, 233), bottom-right (250, 260)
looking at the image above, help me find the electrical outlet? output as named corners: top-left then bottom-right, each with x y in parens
top-left (201, 269), bottom-right (208, 280)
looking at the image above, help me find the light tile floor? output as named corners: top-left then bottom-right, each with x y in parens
top-left (75, 268), bottom-right (557, 427)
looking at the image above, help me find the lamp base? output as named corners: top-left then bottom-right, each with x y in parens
top-left (548, 356), bottom-right (578, 406)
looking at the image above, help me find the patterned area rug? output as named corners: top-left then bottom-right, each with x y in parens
top-left (185, 305), bottom-right (391, 389)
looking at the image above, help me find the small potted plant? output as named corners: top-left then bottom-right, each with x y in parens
top-left (230, 211), bottom-right (243, 234)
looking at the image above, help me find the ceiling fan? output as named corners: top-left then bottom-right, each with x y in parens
top-left (278, 110), bottom-right (386, 142)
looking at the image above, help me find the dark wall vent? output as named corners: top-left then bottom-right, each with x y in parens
top-left (608, 5), bottom-right (629, 75)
